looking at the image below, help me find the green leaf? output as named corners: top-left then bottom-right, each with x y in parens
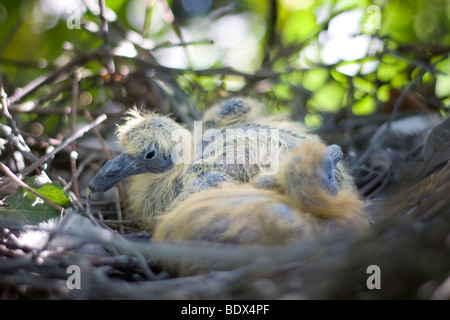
top-left (377, 84), bottom-right (391, 102)
top-left (304, 113), bottom-right (322, 129)
top-left (282, 9), bottom-right (318, 44)
top-left (309, 81), bottom-right (346, 112)
top-left (352, 95), bottom-right (376, 116)
top-left (413, 10), bottom-right (437, 41)
top-left (303, 68), bottom-right (329, 92)
top-left (29, 184), bottom-right (71, 208)
top-left (23, 176), bottom-right (71, 207)
top-left (0, 188), bottom-right (61, 225)
top-left (0, 176), bottom-right (71, 225)
top-left (273, 83), bottom-right (294, 100)
top-left (353, 77), bottom-right (375, 94)
top-left (436, 75), bottom-right (450, 98)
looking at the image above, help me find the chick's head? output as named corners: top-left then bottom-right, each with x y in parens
top-left (88, 110), bottom-right (186, 193)
top-left (279, 140), bottom-right (363, 220)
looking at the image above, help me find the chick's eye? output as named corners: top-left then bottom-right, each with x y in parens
top-left (145, 150), bottom-right (156, 159)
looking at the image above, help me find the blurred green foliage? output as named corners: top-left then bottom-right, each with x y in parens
top-left (0, 0), bottom-right (449, 134)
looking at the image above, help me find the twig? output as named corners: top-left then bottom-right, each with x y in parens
top-left (100, 219), bottom-right (134, 225)
top-left (112, 188), bottom-right (124, 234)
top-left (0, 76), bottom-right (39, 163)
top-left (7, 104), bottom-right (120, 117)
top-left (364, 170), bottom-right (391, 199)
top-left (69, 73), bottom-right (81, 202)
top-left (141, 0), bottom-right (155, 37)
top-left (157, 0), bottom-right (193, 67)
top-left (70, 151), bottom-right (81, 202)
top-left (82, 106), bottom-right (127, 232)
top-left (114, 53), bottom-right (291, 82)
top-left (98, 0), bottom-right (116, 81)
top-left (18, 114), bottom-right (108, 178)
top-left (0, 162), bottom-right (64, 212)
top-left (153, 39), bottom-right (214, 50)
top-left (63, 153), bottom-right (100, 193)
top-left (8, 52), bottom-right (98, 105)
top-left (0, 123), bottom-right (40, 163)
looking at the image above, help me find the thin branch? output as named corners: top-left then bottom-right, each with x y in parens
top-left (98, 0), bottom-right (116, 77)
top-left (141, 0), bottom-right (155, 37)
top-left (8, 52), bottom-right (98, 105)
top-left (18, 113), bottom-right (108, 178)
top-left (82, 106), bottom-right (127, 233)
top-left (157, 0), bottom-right (193, 67)
top-left (70, 73), bottom-right (81, 202)
top-left (7, 104), bottom-right (120, 117)
top-left (63, 152), bottom-right (100, 193)
top-left (0, 76), bottom-right (39, 163)
top-left (153, 39), bottom-right (214, 50)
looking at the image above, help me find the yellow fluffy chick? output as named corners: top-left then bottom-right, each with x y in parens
top-left (153, 140), bottom-right (366, 245)
top-left (89, 99), bottom-right (357, 232)
top-left (202, 97), bottom-right (269, 129)
top-left (88, 108), bottom-right (322, 231)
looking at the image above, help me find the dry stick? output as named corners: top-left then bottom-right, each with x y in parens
top-left (393, 162), bottom-right (450, 219)
top-left (0, 123), bottom-right (40, 163)
top-left (18, 114), bottom-right (108, 179)
top-left (98, 0), bottom-right (116, 81)
top-left (81, 107), bottom-right (112, 160)
top-left (82, 107), bottom-right (126, 234)
top-left (85, 195), bottom-right (157, 280)
top-left (0, 162), bottom-right (64, 212)
top-left (20, 131), bottom-right (62, 146)
top-left (8, 105), bottom-right (120, 117)
top-left (113, 188), bottom-right (125, 234)
top-left (8, 52), bottom-right (98, 105)
top-left (37, 82), bottom-right (72, 105)
top-left (153, 39), bottom-right (214, 49)
top-left (0, 76), bottom-right (39, 163)
top-left (64, 153), bottom-right (99, 192)
top-left (157, 0), bottom-right (189, 61)
top-left (141, 0), bottom-right (155, 37)
top-left (113, 54), bottom-right (284, 83)
top-left (69, 73), bottom-right (81, 203)
top-left (5, 83), bottom-right (71, 116)
top-left (101, 219), bottom-right (133, 225)
top-left (365, 170), bottom-right (391, 199)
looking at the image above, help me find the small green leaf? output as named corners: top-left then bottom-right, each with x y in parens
top-left (303, 68), bottom-right (330, 92)
top-left (0, 188), bottom-right (61, 225)
top-left (377, 85), bottom-right (391, 102)
top-left (273, 83), bottom-right (294, 100)
top-left (282, 9), bottom-right (318, 44)
top-left (304, 113), bottom-right (322, 129)
top-left (352, 95), bottom-right (376, 116)
top-left (309, 82), bottom-right (346, 112)
top-left (0, 176), bottom-right (71, 225)
top-left (29, 183), bottom-right (71, 208)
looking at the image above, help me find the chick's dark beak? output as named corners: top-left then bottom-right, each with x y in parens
top-left (88, 153), bottom-right (136, 193)
top-left (88, 147), bottom-right (175, 193)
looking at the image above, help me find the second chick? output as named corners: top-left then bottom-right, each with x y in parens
top-left (153, 139), bottom-right (367, 246)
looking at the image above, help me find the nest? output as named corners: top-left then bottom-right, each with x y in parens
top-left (1, 112), bottom-right (449, 299)
top-left (0, 0), bottom-right (449, 300)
